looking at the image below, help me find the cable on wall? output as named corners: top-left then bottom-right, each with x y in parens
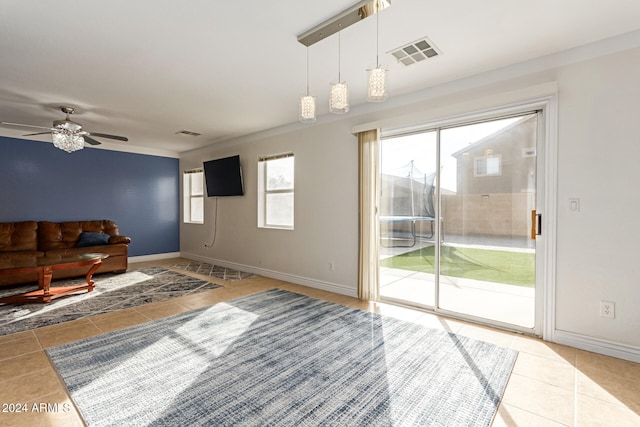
top-left (204, 197), bottom-right (218, 248)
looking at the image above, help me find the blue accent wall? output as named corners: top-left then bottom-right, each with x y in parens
top-left (0, 136), bottom-right (179, 256)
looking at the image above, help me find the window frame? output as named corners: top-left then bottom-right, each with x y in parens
top-left (258, 153), bottom-right (295, 230)
top-left (473, 154), bottom-right (502, 177)
top-left (183, 169), bottom-right (204, 224)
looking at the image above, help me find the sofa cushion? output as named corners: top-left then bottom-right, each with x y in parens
top-left (76, 232), bottom-right (111, 247)
top-left (38, 220), bottom-right (121, 251)
top-left (0, 221), bottom-right (38, 252)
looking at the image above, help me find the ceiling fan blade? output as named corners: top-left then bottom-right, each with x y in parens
top-left (87, 132), bottom-right (128, 142)
top-left (23, 131), bottom-right (53, 136)
top-left (83, 136), bottom-right (102, 146)
top-left (1, 121), bottom-right (54, 131)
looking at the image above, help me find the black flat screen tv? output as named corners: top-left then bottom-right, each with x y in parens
top-left (203, 155), bottom-right (244, 197)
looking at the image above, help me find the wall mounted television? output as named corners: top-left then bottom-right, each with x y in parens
top-left (203, 155), bottom-right (244, 197)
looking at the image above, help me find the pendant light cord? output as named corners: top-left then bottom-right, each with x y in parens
top-left (306, 47), bottom-right (310, 95)
top-left (338, 32), bottom-right (342, 82)
top-left (375, 0), bottom-right (380, 67)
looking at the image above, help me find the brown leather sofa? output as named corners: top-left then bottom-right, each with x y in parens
top-left (0, 220), bottom-right (131, 286)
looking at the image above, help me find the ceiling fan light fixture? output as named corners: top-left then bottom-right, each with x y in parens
top-left (52, 130), bottom-right (84, 153)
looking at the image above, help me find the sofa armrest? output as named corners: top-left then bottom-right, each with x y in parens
top-left (109, 236), bottom-right (131, 245)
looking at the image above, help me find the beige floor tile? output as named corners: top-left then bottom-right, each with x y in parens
top-left (576, 394), bottom-right (640, 427)
top-left (0, 350), bottom-right (50, 381)
top-left (501, 373), bottom-right (574, 425)
top-left (133, 299), bottom-right (193, 320)
top-left (0, 330), bottom-right (35, 346)
top-left (0, 367), bottom-right (65, 404)
top-left (493, 403), bottom-right (567, 426)
top-left (32, 317), bottom-right (94, 335)
top-left (513, 352), bottom-right (576, 391)
top-left (456, 323), bottom-right (516, 348)
top-left (0, 333), bottom-right (41, 361)
top-left (510, 335), bottom-right (576, 365)
top-left (576, 371), bottom-right (640, 414)
top-left (0, 389), bottom-right (84, 427)
top-left (575, 350), bottom-right (640, 413)
top-left (89, 309), bottom-right (151, 333)
top-left (35, 321), bottom-right (103, 349)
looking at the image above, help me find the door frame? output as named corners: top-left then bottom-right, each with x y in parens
top-left (378, 94), bottom-right (558, 338)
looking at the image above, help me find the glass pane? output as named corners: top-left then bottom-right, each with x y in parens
top-left (266, 192), bottom-right (293, 227)
top-left (438, 114), bottom-right (537, 328)
top-left (266, 157), bottom-right (294, 191)
top-left (190, 197), bottom-right (203, 223)
top-left (378, 131), bottom-right (437, 307)
top-left (190, 172), bottom-right (204, 196)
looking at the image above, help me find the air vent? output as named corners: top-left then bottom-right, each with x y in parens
top-left (389, 37), bottom-right (440, 66)
top-left (175, 130), bottom-right (201, 137)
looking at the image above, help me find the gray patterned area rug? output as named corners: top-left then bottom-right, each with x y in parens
top-left (0, 268), bottom-right (219, 336)
top-left (172, 261), bottom-right (254, 281)
top-left (47, 289), bottom-right (517, 427)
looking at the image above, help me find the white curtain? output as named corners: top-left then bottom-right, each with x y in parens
top-left (357, 129), bottom-right (380, 301)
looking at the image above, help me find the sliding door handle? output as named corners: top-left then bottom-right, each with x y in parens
top-left (531, 210), bottom-right (542, 240)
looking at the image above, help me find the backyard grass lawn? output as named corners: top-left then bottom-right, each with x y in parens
top-left (380, 244), bottom-right (535, 287)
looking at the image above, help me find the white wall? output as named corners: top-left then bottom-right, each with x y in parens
top-left (180, 120), bottom-right (359, 296)
top-left (180, 37), bottom-right (640, 359)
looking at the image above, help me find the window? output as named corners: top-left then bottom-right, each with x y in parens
top-left (183, 169), bottom-right (204, 224)
top-left (474, 154), bottom-right (501, 177)
top-left (258, 153), bottom-right (294, 229)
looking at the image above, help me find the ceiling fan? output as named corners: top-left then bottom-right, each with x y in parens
top-left (0, 106), bottom-right (128, 152)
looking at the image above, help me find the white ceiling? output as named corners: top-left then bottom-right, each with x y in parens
top-left (2, 0), bottom-right (640, 155)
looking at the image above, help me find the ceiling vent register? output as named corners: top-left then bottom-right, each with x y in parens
top-left (390, 37), bottom-right (440, 66)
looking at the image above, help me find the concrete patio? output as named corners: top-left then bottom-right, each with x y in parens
top-left (379, 236), bottom-right (535, 329)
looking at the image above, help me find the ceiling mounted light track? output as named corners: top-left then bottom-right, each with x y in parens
top-left (297, 0), bottom-right (391, 47)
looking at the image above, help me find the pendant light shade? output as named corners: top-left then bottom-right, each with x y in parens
top-left (367, 67), bottom-right (387, 102)
top-left (330, 32), bottom-right (349, 114)
top-left (299, 95), bottom-right (317, 123)
top-left (329, 82), bottom-right (349, 114)
top-left (299, 47), bottom-right (317, 123)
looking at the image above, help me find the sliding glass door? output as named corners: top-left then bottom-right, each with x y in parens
top-left (378, 112), bottom-right (539, 330)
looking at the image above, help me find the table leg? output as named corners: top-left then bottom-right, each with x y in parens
top-left (84, 260), bottom-right (102, 292)
top-left (42, 266), bottom-right (53, 303)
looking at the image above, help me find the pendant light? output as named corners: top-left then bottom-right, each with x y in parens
top-left (329, 32), bottom-right (349, 114)
top-left (299, 47), bottom-right (317, 123)
top-left (367, 0), bottom-right (388, 102)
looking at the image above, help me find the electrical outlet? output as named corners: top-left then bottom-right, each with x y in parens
top-left (600, 301), bottom-right (615, 319)
top-left (329, 261), bottom-right (335, 271)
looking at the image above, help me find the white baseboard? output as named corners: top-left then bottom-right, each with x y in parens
top-left (129, 252), bottom-right (181, 263)
top-left (553, 330), bottom-right (640, 363)
top-left (181, 252), bottom-right (357, 298)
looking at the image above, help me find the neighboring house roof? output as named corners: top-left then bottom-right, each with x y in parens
top-left (450, 115), bottom-right (532, 158)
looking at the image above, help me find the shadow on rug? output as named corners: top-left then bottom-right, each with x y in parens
top-left (48, 289), bottom-right (517, 427)
top-left (172, 261), bottom-right (255, 281)
top-left (0, 268), bottom-right (220, 336)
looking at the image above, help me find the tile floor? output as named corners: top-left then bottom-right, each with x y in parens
top-left (0, 257), bottom-right (638, 426)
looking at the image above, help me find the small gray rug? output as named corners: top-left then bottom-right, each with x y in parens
top-left (172, 261), bottom-right (254, 281)
top-left (0, 268), bottom-right (219, 336)
top-left (47, 289), bottom-right (517, 426)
